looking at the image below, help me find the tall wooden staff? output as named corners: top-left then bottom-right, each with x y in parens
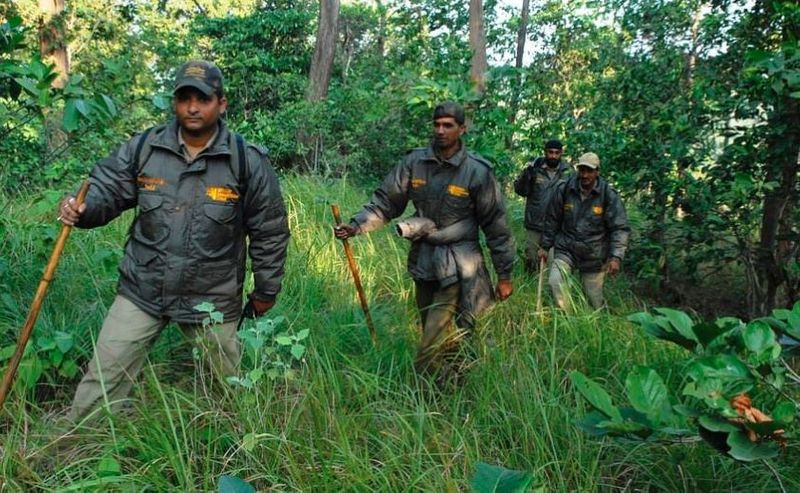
top-left (0, 181), bottom-right (90, 410)
top-left (331, 204), bottom-right (378, 346)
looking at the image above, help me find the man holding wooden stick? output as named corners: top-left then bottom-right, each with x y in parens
top-left (334, 102), bottom-right (515, 379)
top-left (58, 60), bottom-right (289, 421)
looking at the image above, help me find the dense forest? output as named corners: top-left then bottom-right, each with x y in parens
top-left (1, 0), bottom-right (799, 490)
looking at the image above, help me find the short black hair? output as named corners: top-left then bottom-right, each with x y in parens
top-left (433, 101), bottom-right (466, 125)
top-left (544, 139), bottom-right (563, 150)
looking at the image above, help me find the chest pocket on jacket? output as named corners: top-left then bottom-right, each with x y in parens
top-left (194, 203), bottom-right (239, 258)
top-left (134, 193), bottom-right (169, 245)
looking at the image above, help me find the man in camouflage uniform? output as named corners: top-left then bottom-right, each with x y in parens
top-left (58, 60), bottom-right (290, 421)
top-left (334, 102), bottom-right (514, 376)
top-left (513, 139), bottom-right (570, 273)
top-left (539, 152), bottom-right (629, 310)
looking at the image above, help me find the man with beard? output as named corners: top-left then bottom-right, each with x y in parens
top-left (58, 60), bottom-right (289, 421)
top-left (334, 102), bottom-right (514, 378)
top-left (539, 152), bottom-right (629, 310)
top-left (513, 139), bottom-right (570, 273)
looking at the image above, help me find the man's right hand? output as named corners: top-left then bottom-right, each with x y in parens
top-left (333, 224), bottom-right (358, 240)
top-left (58, 196), bottom-right (85, 226)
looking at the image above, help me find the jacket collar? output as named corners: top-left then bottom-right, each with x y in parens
top-left (422, 141), bottom-right (467, 167)
top-left (152, 118), bottom-right (232, 157)
top-left (568, 174), bottom-right (602, 196)
top-left (536, 158), bottom-right (570, 174)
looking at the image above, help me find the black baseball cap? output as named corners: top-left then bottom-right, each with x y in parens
top-left (173, 60), bottom-right (224, 96)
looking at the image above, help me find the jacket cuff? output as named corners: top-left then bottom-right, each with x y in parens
top-left (497, 273), bottom-right (512, 281)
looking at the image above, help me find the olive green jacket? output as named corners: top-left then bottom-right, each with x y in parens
top-left (541, 174), bottom-right (630, 272)
top-left (77, 119), bottom-right (290, 324)
top-left (349, 144), bottom-right (515, 322)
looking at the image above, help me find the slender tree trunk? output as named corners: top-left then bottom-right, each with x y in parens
top-left (757, 99), bottom-right (800, 313)
top-left (298, 0), bottom-right (340, 172)
top-left (39, 0), bottom-right (68, 157)
top-left (506, 0), bottom-right (530, 149)
top-left (469, 0), bottom-right (488, 96)
top-left (307, 0), bottom-right (340, 102)
top-left (39, 0), bottom-right (69, 88)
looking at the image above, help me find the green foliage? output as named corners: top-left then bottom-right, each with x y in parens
top-left (572, 305), bottom-right (799, 462)
top-left (218, 474), bottom-right (255, 493)
top-left (470, 462), bottom-right (541, 493)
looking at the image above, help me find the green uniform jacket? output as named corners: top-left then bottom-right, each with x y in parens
top-left (77, 119), bottom-right (290, 324)
top-left (350, 144), bottom-right (515, 324)
top-left (513, 157), bottom-right (571, 231)
top-left (541, 174), bottom-right (630, 272)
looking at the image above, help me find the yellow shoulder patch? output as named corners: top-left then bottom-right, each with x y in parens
top-left (564, 202), bottom-right (574, 211)
top-left (592, 205), bottom-right (603, 215)
top-left (411, 177), bottom-right (426, 188)
top-left (206, 186), bottom-right (240, 203)
top-left (447, 184), bottom-right (469, 198)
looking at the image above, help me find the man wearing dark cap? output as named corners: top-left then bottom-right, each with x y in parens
top-left (539, 152), bottom-right (630, 310)
top-left (334, 102), bottom-right (515, 379)
top-left (513, 139), bottom-right (571, 273)
top-left (58, 60), bottom-right (290, 421)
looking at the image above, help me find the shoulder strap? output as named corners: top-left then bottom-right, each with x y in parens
top-left (130, 125), bottom-right (158, 175)
top-left (228, 131), bottom-right (248, 200)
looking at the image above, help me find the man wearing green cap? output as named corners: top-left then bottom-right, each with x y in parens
top-left (58, 60), bottom-right (290, 421)
top-left (334, 102), bottom-right (515, 379)
top-left (539, 152), bottom-right (630, 310)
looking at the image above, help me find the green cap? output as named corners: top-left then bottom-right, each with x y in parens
top-left (173, 60), bottom-right (224, 96)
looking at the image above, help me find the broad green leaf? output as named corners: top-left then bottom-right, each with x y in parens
top-left (242, 433), bottom-right (258, 452)
top-left (275, 335), bottom-right (292, 346)
top-left (743, 420), bottom-right (785, 435)
top-left (654, 308), bottom-right (698, 343)
top-left (772, 401), bottom-right (796, 423)
top-left (726, 430), bottom-right (779, 461)
top-left (625, 366), bottom-right (670, 423)
top-left (575, 410), bottom-right (611, 436)
top-left (698, 415), bottom-right (738, 433)
top-left (570, 371), bottom-right (622, 422)
top-left (687, 354), bottom-right (751, 382)
top-left (743, 320), bottom-right (779, 358)
top-left (469, 462), bottom-right (537, 493)
top-left (97, 456), bottom-right (121, 477)
top-left (596, 419), bottom-right (650, 435)
top-left (210, 311), bottom-right (224, 324)
top-left (54, 331), bottom-right (73, 353)
top-left (291, 344), bottom-right (305, 359)
top-left (74, 98), bottom-right (91, 117)
top-left (219, 474), bottom-right (255, 493)
top-left (14, 77), bottom-right (39, 96)
top-left (62, 99), bottom-right (80, 132)
top-left (296, 328), bottom-right (310, 340)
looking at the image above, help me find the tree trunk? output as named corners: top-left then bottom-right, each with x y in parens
top-left (307, 0), bottom-right (340, 102)
top-left (298, 0), bottom-right (340, 172)
top-left (468, 0), bottom-right (488, 96)
top-left (506, 0), bottom-right (530, 148)
top-left (756, 98), bottom-right (800, 314)
top-left (39, 0), bottom-right (69, 89)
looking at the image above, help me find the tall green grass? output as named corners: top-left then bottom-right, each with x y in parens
top-left (0, 175), bottom-right (797, 491)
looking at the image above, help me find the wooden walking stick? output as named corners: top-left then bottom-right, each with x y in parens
top-left (331, 204), bottom-right (378, 346)
top-left (536, 256), bottom-right (546, 315)
top-left (0, 181), bottom-right (90, 410)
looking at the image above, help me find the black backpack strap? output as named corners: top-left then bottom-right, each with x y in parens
top-left (227, 131), bottom-right (249, 201)
top-left (130, 126), bottom-right (157, 175)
